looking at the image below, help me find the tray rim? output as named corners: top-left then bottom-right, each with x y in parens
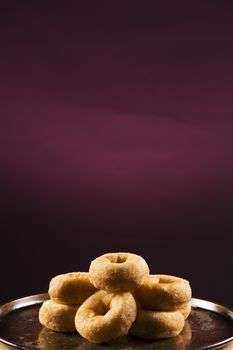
top-left (0, 293), bottom-right (233, 350)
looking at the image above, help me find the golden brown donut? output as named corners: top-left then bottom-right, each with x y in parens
top-left (39, 299), bottom-right (79, 332)
top-left (136, 274), bottom-right (191, 310)
top-left (161, 302), bottom-right (191, 320)
top-left (49, 272), bottom-right (97, 305)
top-left (89, 252), bottom-right (149, 292)
top-left (130, 307), bottom-right (185, 339)
top-left (75, 290), bottom-right (137, 343)
top-left (177, 302), bottom-right (192, 319)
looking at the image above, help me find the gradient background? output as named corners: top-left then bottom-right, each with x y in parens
top-left (1, 1), bottom-right (233, 307)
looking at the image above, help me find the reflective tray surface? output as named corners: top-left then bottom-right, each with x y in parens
top-left (0, 294), bottom-right (233, 350)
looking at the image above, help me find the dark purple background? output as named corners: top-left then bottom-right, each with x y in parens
top-left (1, 2), bottom-right (233, 306)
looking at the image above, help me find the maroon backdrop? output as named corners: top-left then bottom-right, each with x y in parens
top-left (1, 1), bottom-right (233, 307)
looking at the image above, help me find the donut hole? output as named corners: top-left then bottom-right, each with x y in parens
top-left (93, 301), bottom-right (110, 316)
top-left (106, 255), bottom-right (127, 264)
top-left (158, 276), bottom-right (174, 284)
top-left (97, 307), bottom-right (109, 316)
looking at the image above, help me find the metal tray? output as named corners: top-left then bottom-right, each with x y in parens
top-left (0, 294), bottom-right (233, 350)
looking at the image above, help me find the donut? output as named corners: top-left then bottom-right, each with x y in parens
top-left (177, 302), bottom-right (191, 319)
top-left (130, 308), bottom-right (185, 339)
top-left (89, 252), bottom-right (149, 292)
top-left (39, 299), bottom-right (79, 332)
top-left (159, 302), bottom-right (191, 320)
top-left (136, 274), bottom-right (191, 310)
top-left (49, 272), bottom-right (97, 304)
top-left (75, 290), bottom-right (137, 343)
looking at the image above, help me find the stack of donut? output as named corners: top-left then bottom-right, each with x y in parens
top-left (39, 252), bottom-right (192, 344)
top-left (39, 272), bottom-right (97, 332)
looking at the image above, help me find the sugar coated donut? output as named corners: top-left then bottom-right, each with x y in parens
top-left (49, 272), bottom-right (97, 304)
top-left (177, 302), bottom-right (191, 319)
top-left (75, 290), bottom-right (137, 343)
top-left (164, 302), bottom-right (191, 320)
top-left (136, 274), bottom-right (191, 310)
top-left (39, 299), bottom-right (79, 332)
top-left (89, 252), bottom-right (149, 292)
top-left (130, 308), bottom-right (185, 339)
